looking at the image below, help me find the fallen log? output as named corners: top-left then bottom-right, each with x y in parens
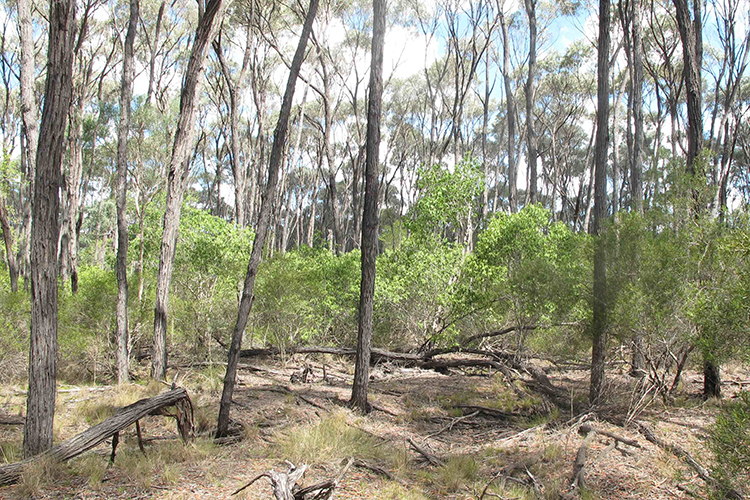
top-left (0, 415), bottom-right (24, 426)
top-left (0, 388), bottom-right (193, 486)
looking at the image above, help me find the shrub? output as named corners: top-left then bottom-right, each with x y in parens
top-left (709, 391), bottom-right (750, 497)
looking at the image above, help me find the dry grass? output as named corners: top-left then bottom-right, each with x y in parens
top-left (0, 358), bottom-right (747, 499)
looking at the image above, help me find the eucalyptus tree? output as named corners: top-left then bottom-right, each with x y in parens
top-left (152, 0), bottom-right (227, 380)
top-left (590, 0), bottom-right (610, 405)
top-left (217, 0), bottom-right (319, 437)
top-left (25, 0), bottom-right (76, 458)
top-left (213, 5), bottom-right (253, 228)
top-left (61, 2), bottom-right (113, 294)
top-left (0, 11), bottom-right (19, 291)
top-left (705, 0), bottom-right (750, 219)
top-left (116, 0), bottom-right (139, 384)
top-left (351, 0), bottom-right (386, 413)
top-left (619, 0), bottom-right (646, 213)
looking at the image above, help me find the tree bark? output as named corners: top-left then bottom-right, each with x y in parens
top-left (703, 359), bottom-right (721, 398)
top-left (216, 0), bottom-right (319, 438)
top-left (24, 0), bottom-right (76, 459)
top-left (116, 0), bottom-right (139, 385)
top-left (17, 0), bottom-right (40, 287)
top-left (152, 0), bottom-right (226, 380)
top-left (673, 0), bottom-right (703, 178)
top-left (590, 0), bottom-right (610, 405)
top-left (350, 0), bottom-right (385, 414)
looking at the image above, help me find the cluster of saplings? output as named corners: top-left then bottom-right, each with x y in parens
top-left (1, 161), bottom-right (748, 401)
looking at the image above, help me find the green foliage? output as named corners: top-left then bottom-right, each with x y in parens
top-left (375, 236), bottom-right (464, 346)
top-left (462, 206), bottom-right (590, 353)
top-left (170, 207), bottom-right (253, 357)
top-left (709, 392), bottom-right (750, 497)
top-left (253, 247), bottom-right (360, 347)
top-left (407, 157), bottom-right (482, 241)
top-left (58, 267), bottom-right (118, 383)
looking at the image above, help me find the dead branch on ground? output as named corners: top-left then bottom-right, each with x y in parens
top-left (0, 388), bottom-right (194, 486)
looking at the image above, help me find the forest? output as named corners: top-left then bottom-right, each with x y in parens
top-left (0, 0), bottom-right (750, 497)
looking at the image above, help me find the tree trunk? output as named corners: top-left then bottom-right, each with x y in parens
top-left (499, 11), bottom-right (517, 213)
top-left (152, 0), bottom-right (226, 380)
top-left (703, 359), bottom-right (721, 399)
top-left (673, 0), bottom-right (703, 178)
top-left (524, 0), bottom-right (538, 205)
top-left (0, 198), bottom-right (19, 292)
top-left (350, 0), bottom-right (385, 414)
top-left (116, 0), bottom-right (139, 385)
top-left (25, 0), bottom-right (76, 458)
top-left (590, 0), bottom-right (610, 405)
top-left (18, 0), bottom-right (39, 288)
top-left (630, 0), bottom-right (645, 213)
top-left (214, 23), bottom-right (252, 228)
top-left (216, 0), bottom-right (319, 437)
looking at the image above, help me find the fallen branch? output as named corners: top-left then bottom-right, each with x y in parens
top-left (425, 410), bottom-right (480, 439)
top-left (353, 458), bottom-right (404, 484)
top-left (407, 437), bottom-right (444, 466)
top-left (578, 424), bottom-right (641, 448)
top-left (0, 415), bottom-right (24, 425)
top-left (0, 388), bottom-right (193, 486)
top-left (636, 422), bottom-right (744, 500)
top-left (571, 430), bottom-right (595, 489)
top-left (452, 405), bottom-right (519, 419)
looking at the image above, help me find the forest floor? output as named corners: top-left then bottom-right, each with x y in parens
top-left (0, 354), bottom-right (748, 500)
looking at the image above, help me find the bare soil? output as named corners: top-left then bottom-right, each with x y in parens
top-left (0, 355), bottom-right (748, 499)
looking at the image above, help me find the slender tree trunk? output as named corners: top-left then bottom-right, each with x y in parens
top-left (216, 0), bottom-right (319, 437)
top-left (64, 94), bottom-right (84, 293)
top-left (116, 0), bottom-right (138, 385)
top-left (0, 197), bottom-right (19, 291)
top-left (152, 0), bottom-right (226, 380)
top-left (24, 0), bottom-right (75, 458)
top-left (590, 0), bottom-right (610, 405)
top-left (630, 0), bottom-right (644, 213)
top-left (499, 11), bottom-right (517, 213)
top-left (307, 168), bottom-right (320, 247)
top-left (18, 0), bottom-right (39, 288)
top-left (350, 0), bottom-right (385, 414)
top-left (146, 0), bottom-right (166, 105)
top-left (524, 0), bottom-right (538, 205)
top-left (214, 23), bottom-right (252, 228)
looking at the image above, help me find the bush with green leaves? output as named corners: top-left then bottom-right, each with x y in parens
top-left (461, 205), bottom-right (591, 355)
top-left (406, 157), bottom-right (482, 242)
top-left (709, 391), bottom-right (750, 497)
top-left (252, 247), bottom-right (360, 348)
top-left (169, 207), bottom-right (253, 358)
top-left (374, 235), bottom-right (465, 347)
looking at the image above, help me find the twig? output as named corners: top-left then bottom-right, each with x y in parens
top-left (425, 411), bottom-right (479, 439)
top-left (407, 437), bottom-right (444, 466)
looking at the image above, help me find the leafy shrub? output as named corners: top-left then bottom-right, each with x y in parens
top-left (709, 391), bottom-right (750, 497)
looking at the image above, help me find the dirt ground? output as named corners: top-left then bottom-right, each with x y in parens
top-left (0, 355), bottom-right (748, 499)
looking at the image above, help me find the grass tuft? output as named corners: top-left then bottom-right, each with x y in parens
top-left (278, 409), bottom-right (386, 464)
